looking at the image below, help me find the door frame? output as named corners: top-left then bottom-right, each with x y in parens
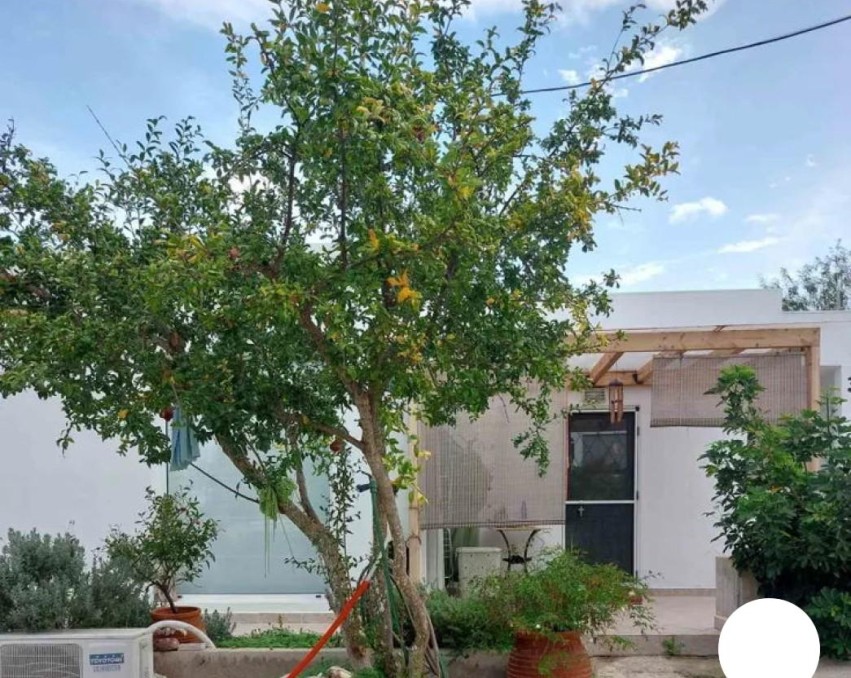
top-left (564, 409), bottom-right (640, 575)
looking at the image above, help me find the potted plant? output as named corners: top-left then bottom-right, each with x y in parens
top-left (474, 548), bottom-right (652, 678)
top-left (105, 487), bottom-right (218, 642)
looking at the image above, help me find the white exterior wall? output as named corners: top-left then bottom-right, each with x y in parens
top-left (0, 392), bottom-right (154, 554)
top-left (3, 288), bottom-right (850, 595)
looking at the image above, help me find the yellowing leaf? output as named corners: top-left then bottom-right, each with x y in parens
top-left (316, 2), bottom-right (330, 12)
top-left (458, 184), bottom-right (474, 200)
top-left (486, 297), bottom-right (495, 306)
top-left (118, 409), bottom-right (129, 420)
top-left (397, 286), bottom-right (413, 304)
top-left (367, 229), bottom-right (380, 252)
top-left (387, 270), bottom-right (410, 288)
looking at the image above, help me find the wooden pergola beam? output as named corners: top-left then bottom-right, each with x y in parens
top-left (596, 370), bottom-right (651, 386)
top-left (709, 348), bottom-right (744, 357)
top-left (589, 352), bottom-right (623, 385)
top-left (596, 327), bottom-right (820, 353)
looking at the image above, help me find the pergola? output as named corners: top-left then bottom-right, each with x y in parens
top-left (584, 325), bottom-right (822, 409)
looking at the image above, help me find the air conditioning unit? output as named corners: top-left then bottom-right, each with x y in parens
top-left (0, 629), bottom-right (154, 678)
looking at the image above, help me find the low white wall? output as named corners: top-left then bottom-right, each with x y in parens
top-left (0, 391), bottom-right (154, 554)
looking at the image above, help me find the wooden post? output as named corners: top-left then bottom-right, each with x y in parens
top-left (407, 411), bottom-right (423, 584)
top-left (805, 341), bottom-right (822, 472)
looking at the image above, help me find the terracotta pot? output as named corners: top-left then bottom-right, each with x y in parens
top-left (150, 606), bottom-right (206, 644)
top-left (507, 630), bottom-right (592, 678)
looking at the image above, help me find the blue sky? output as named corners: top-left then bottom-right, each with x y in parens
top-left (2, 0), bottom-right (850, 292)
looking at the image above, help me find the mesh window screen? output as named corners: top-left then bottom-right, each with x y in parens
top-left (650, 353), bottom-right (808, 427)
top-left (418, 386), bottom-right (567, 529)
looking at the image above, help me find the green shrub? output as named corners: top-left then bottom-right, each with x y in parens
top-left (203, 608), bottom-right (235, 643)
top-left (0, 530), bottom-right (88, 631)
top-left (702, 366), bottom-right (851, 658)
top-left (0, 529), bottom-right (150, 632)
top-left (217, 627), bottom-right (342, 649)
top-left (424, 589), bottom-right (511, 653)
top-left (806, 589), bottom-right (851, 660)
top-left (473, 548), bottom-right (651, 644)
top-left (105, 487), bottom-right (218, 613)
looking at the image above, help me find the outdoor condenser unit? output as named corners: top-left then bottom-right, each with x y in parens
top-left (0, 629), bottom-right (154, 678)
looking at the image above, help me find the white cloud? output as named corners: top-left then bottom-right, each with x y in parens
top-left (806, 154), bottom-right (817, 168)
top-left (718, 237), bottom-right (780, 254)
top-left (637, 43), bottom-right (683, 81)
top-left (558, 69), bottom-right (581, 86)
top-left (569, 45), bottom-right (597, 60)
top-left (609, 86), bottom-right (629, 99)
top-left (620, 262), bottom-right (665, 286)
top-left (669, 197), bottom-right (728, 223)
top-left (645, 0), bottom-right (727, 18)
top-left (745, 213), bottom-right (779, 225)
top-left (123, 0), bottom-right (270, 29)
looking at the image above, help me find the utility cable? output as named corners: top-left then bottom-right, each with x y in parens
top-left (518, 13), bottom-right (851, 95)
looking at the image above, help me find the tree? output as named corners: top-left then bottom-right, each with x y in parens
top-left (0, 0), bottom-right (706, 674)
top-left (762, 241), bottom-right (851, 311)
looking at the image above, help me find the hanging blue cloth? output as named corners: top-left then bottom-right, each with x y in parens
top-left (170, 405), bottom-right (200, 471)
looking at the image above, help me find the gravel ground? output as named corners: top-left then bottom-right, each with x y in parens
top-left (593, 657), bottom-right (849, 677)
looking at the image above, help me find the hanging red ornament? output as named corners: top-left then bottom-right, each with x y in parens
top-left (329, 437), bottom-right (344, 453)
top-left (160, 406), bottom-right (174, 422)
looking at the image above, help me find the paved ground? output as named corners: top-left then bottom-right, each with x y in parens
top-left (594, 657), bottom-right (849, 677)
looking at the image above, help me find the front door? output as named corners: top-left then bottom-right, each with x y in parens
top-left (565, 412), bottom-right (636, 574)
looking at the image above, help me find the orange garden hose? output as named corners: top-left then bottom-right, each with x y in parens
top-left (286, 577), bottom-right (373, 678)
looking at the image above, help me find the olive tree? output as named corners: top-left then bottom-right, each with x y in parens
top-left (0, 0), bottom-right (706, 673)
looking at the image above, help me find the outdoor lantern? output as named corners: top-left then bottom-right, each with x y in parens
top-left (609, 379), bottom-right (624, 424)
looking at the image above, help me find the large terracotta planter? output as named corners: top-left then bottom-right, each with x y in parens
top-left (507, 631), bottom-right (592, 678)
top-left (150, 606), bottom-right (206, 644)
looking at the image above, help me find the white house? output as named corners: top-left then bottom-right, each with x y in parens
top-left (2, 288), bottom-right (849, 606)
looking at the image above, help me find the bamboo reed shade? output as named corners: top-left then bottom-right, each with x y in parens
top-left (650, 353), bottom-right (808, 427)
top-left (417, 385), bottom-right (567, 529)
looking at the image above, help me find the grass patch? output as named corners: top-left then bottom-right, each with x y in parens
top-left (217, 628), bottom-right (343, 649)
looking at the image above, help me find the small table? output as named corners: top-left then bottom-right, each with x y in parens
top-left (494, 526), bottom-right (541, 572)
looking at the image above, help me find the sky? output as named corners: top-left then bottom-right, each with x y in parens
top-left (2, 0), bottom-right (850, 293)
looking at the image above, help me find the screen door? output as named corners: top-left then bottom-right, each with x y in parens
top-left (565, 412), bottom-right (636, 574)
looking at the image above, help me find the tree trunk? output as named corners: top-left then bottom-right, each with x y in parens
top-left (216, 435), bottom-right (370, 669)
top-left (357, 395), bottom-right (432, 678)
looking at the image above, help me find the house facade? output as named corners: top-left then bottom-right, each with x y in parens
top-left (2, 288), bottom-right (849, 604)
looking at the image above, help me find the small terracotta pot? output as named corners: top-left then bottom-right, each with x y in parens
top-left (150, 606), bottom-right (206, 644)
top-left (629, 594), bottom-right (644, 606)
top-left (507, 630), bottom-right (592, 678)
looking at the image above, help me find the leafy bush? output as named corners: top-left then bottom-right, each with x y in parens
top-left (424, 589), bottom-right (511, 653)
top-left (105, 487), bottom-right (218, 613)
top-left (806, 589), bottom-right (851, 660)
top-left (203, 608), bottom-right (235, 643)
top-left (217, 627), bottom-right (343, 649)
top-left (473, 548), bottom-right (651, 643)
top-left (0, 529), bottom-right (149, 632)
top-left (0, 530), bottom-right (88, 631)
top-left (702, 365), bottom-right (851, 657)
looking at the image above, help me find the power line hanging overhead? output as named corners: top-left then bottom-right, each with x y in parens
top-left (517, 13), bottom-right (851, 96)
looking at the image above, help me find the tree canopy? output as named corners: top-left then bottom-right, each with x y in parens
top-left (763, 241), bottom-right (850, 311)
top-left (0, 0), bottom-right (707, 673)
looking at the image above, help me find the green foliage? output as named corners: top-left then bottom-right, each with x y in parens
top-left (105, 487), bottom-right (219, 612)
top-left (0, 529), bottom-right (149, 632)
top-left (424, 588), bottom-right (512, 654)
top-left (0, 0), bottom-right (706, 671)
top-left (203, 608), bottom-right (236, 643)
top-left (762, 240), bottom-right (850, 310)
top-left (662, 636), bottom-right (684, 657)
top-left (472, 549), bottom-right (651, 642)
top-left (806, 589), bottom-right (851, 660)
top-left (702, 366), bottom-right (851, 658)
top-left (217, 627), bottom-right (342, 649)
top-left (0, 530), bottom-right (88, 631)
